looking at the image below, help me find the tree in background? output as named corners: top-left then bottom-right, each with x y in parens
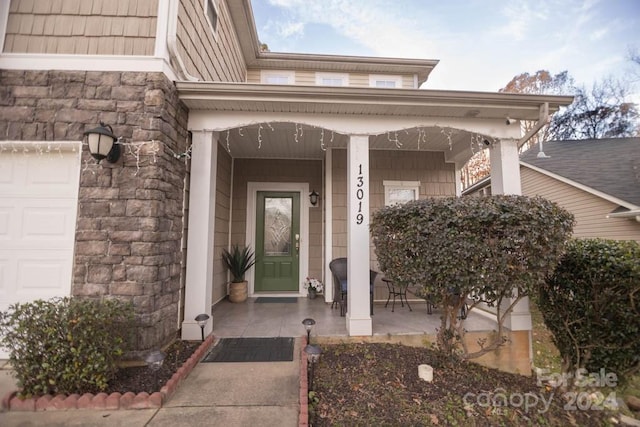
top-left (461, 68), bottom-right (639, 190)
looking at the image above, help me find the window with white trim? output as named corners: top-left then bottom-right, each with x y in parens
top-left (370, 75), bottom-right (402, 88)
top-left (205, 0), bottom-right (218, 34)
top-left (383, 180), bottom-right (420, 206)
top-left (315, 72), bottom-right (348, 86)
top-left (261, 70), bottom-right (295, 85)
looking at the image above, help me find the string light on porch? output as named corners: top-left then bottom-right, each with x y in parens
top-left (387, 130), bottom-right (402, 148)
top-left (0, 141), bottom-right (70, 158)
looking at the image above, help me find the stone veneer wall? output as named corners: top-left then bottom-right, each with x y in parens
top-left (0, 70), bottom-right (189, 356)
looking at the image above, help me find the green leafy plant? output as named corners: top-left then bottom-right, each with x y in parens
top-left (222, 245), bottom-right (256, 282)
top-left (0, 297), bottom-right (134, 397)
top-left (537, 238), bottom-right (640, 386)
top-left (371, 195), bottom-right (574, 358)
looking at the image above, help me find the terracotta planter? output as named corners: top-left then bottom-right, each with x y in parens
top-left (229, 281), bottom-right (248, 303)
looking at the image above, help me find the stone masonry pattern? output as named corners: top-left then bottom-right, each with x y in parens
top-left (0, 70), bottom-right (190, 356)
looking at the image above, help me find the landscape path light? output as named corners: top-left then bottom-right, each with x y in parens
top-left (195, 313), bottom-right (210, 342)
top-left (302, 318), bottom-right (316, 344)
top-left (145, 350), bottom-right (165, 390)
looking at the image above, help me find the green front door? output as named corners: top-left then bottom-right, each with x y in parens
top-left (254, 192), bottom-right (300, 292)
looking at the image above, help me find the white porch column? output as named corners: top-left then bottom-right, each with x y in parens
top-left (489, 138), bottom-right (531, 333)
top-left (489, 138), bottom-right (521, 195)
top-left (346, 135), bottom-right (372, 336)
top-left (181, 131), bottom-right (218, 340)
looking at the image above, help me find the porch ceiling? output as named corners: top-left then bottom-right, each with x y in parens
top-left (219, 122), bottom-right (473, 160)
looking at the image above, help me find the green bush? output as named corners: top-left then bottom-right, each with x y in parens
top-left (371, 195), bottom-right (574, 358)
top-left (538, 239), bottom-right (640, 385)
top-left (0, 297), bottom-right (134, 397)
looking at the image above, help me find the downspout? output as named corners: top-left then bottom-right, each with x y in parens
top-left (518, 102), bottom-right (549, 150)
top-left (167, 0), bottom-right (200, 81)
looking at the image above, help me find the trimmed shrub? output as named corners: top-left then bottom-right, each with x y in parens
top-left (538, 239), bottom-right (640, 385)
top-left (371, 195), bottom-right (574, 358)
top-left (0, 297), bottom-right (134, 397)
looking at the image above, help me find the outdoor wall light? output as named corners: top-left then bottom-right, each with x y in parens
top-left (309, 190), bottom-right (320, 206)
top-left (145, 350), bottom-right (166, 390)
top-left (302, 318), bottom-right (316, 344)
top-left (304, 344), bottom-right (322, 391)
top-left (195, 313), bottom-right (210, 342)
top-left (505, 117), bottom-right (517, 125)
top-left (83, 122), bottom-right (121, 163)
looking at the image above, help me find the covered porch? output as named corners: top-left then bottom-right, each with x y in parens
top-left (210, 296), bottom-right (531, 374)
top-left (176, 82), bottom-right (572, 350)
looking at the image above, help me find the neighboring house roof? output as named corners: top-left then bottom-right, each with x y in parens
top-left (520, 138), bottom-right (640, 209)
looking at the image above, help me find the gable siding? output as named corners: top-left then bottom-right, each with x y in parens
top-left (176, 0), bottom-right (245, 82)
top-left (521, 166), bottom-right (640, 242)
top-left (245, 69), bottom-right (417, 88)
top-left (4, 0), bottom-right (157, 55)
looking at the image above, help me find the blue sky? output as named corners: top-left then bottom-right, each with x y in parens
top-left (250, 0), bottom-right (640, 98)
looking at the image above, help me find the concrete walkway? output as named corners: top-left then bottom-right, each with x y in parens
top-left (0, 339), bottom-right (301, 427)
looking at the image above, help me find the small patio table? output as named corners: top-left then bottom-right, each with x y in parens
top-left (382, 277), bottom-right (412, 312)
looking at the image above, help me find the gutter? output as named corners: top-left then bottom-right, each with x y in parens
top-left (518, 102), bottom-right (549, 149)
top-left (167, 0), bottom-right (199, 81)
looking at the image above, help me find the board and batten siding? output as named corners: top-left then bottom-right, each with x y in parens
top-left (331, 149), bottom-right (456, 300)
top-left (521, 166), bottom-right (640, 242)
top-left (4, 0), bottom-right (158, 55)
top-left (176, 0), bottom-right (246, 82)
top-left (212, 145), bottom-right (232, 303)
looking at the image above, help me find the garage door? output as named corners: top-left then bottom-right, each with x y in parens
top-left (0, 145), bottom-right (81, 357)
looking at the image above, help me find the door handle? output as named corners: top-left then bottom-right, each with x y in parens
top-left (295, 234), bottom-right (300, 253)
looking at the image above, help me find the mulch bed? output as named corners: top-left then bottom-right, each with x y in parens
top-left (312, 343), bottom-right (612, 426)
top-left (108, 340), bottom-right (201, 394)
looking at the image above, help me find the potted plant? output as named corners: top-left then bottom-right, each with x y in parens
top-left (304, 277), bottom-right (324, 299)
top-left (222, 245), bottom-right (256, 303)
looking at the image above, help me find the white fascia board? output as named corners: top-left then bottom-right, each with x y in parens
top-left (0, 54), bottom-right (177, 80)
top-left (520, 161), bottom-right (638, 210)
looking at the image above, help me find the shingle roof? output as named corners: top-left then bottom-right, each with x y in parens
top-left (520, 137), bottom-right (640, 207)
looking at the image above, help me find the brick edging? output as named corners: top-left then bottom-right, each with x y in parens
top-left (1, 335), bottom-right (215, 411)
top-left (299, 336), bottom-right (309, 427)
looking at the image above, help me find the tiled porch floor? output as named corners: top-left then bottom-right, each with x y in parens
top-left (211, 296), bottom-right (499, 339)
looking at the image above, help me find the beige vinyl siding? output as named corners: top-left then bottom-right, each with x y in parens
top-left (245, 69), bottom-right (417, 88)
top-left (177, 0), bottom-right (245, 82)
top-left (295, 70), bottom-right (314, 85)
top-left (230, 158), bottom-right (323, 281)
top-left (402, 75), bottom-right (415, 89)
top-left (521, 166), bottom-right (640, 242)
top-left (246, 69), bottom-right (261, 83)
top-left (332, 149), bottom-right (456, 300)
top-left (213, 145), bottom-right (232, 302)
top-left (4, 0), bottom-right (157, 55)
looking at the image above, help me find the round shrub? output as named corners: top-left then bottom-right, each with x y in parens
top-left (538, 239), bottom-right (640, 384)
top-left (0, 297), bottom-right (134, 397)
top-left (371, 195), bottom-right (574, 357)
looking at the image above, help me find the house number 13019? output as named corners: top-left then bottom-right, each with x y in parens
top-left (356, 164), bottom-right (364, 225)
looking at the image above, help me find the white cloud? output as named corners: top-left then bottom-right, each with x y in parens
top-left (590, 28), bottom-right (608, 41)
top-left (277, 21), bottom-right (305, 38)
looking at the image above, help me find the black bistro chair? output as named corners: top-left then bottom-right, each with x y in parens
top-left (329, 257), bottom-right (376, 317)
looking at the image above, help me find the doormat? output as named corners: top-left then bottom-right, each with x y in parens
top-left (202, 337), bottom-right (295, 362)
top-left (254, 297), bottom-right (298, 303)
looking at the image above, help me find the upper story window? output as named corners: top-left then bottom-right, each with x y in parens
top-left (205, 0), bottom-right (218, 34)
top-left (316, 73), bottom-right (348, 86)
top-left (370, 75), bottom-right (402, 88)
top-left (383, 180), bottom-right (420, 206)
top-left (261, 70), bottom-right (295, 85)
